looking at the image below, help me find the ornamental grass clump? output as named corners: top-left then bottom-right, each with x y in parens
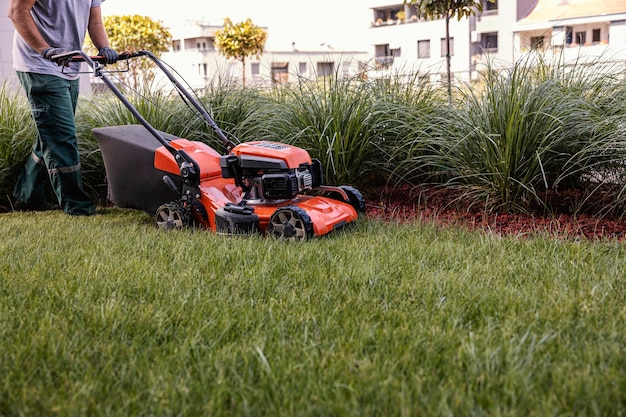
top-left (548, 59), bottom-right (626, 217)
top-left (368, 70), bottom-right (452, 186)
top-left (454, 62), bottom-right (578, 213)
top-left (250, 68), bottom-right (385, 185)
top-left (197, 79), bottom-right (272, 149)
top-left (399, 56), bottom-right (626, 215)
top-left (0, 82), bottom-right (37, 207)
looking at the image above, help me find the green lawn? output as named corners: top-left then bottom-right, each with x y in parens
top-left (1, 209), bottom-right (625, 416)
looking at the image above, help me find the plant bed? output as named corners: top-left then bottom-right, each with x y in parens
top-left (364, 184), bottom-right (626, 241)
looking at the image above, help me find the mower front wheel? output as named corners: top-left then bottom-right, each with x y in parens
top-left (155, 202), bottom-right (189, 231)
top-left (338, 185), bottom-right (365, 214)
top-left (268, 206), bottom-right (314, 241)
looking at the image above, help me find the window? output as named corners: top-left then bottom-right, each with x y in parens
top-left (575, 31), bottom-right (586, 45)
top-left (418, 74), bottom-right (431, 84)
top-left (342, 62), bottom-right (350, 77)
top-left (271, 62), bottom-right (289, 83)
top-left (565, 26), bottom-right (573, 45)
top-left (480, 32), bottom-right (498, 51)
top-left (299, 62), bottom-right (307, 73)
top-left (375, 44), bottom-right (390, 57)
top-left (418, 40), bottom-right (431, 58)
top-left (251, 63), bottom-right (260, 76)
top-left (484, 0), bottom-right (498, 12)
top-left (530, 36), bottom-right (545, 50)
top-left (317, 62), bottom-right (335, 77)
top-left (440, 37), bottom-right (454, 57)
top-left (375, 44), bottom-right (394, 68)
top-left (592, 29), bottom-right (601, 43)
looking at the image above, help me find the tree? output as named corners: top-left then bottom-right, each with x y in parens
top-left (86, 15), bottom-right (172, 88)
top-left (405, 0), bottom-right (493, 103)
top-left (215, 18), bottom-right (268, 87)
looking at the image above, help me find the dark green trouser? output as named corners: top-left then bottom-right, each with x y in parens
top-left (13, 72), bottom-right (95, 215)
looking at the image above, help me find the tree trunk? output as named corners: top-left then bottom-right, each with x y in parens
top-left (445, 13), bottom-right (452, 105)
top-left (242, 58), bottom-right (247, 87)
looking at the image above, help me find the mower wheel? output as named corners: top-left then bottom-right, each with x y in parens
top-left (268, 206), bottom-right (314, 241)
top-left (155, 202), bottom-right (189, 231)
top-left (339, 185), bottom-right (366, 214)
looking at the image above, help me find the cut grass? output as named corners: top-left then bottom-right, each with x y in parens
top-left (1, 210), bottom-right (625, 416)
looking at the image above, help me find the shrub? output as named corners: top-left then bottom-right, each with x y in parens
top-left (0, 82), bottom-right (37, 208)
top-left (244, 71), bottom-right (387, 185)
top-left (397, 56), bottom-right (626, 215)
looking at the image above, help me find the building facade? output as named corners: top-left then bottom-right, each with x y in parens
top-left (0, 0), bottom-right (18, 88)
top-left (1, 0), bottom-right (625, 87)
top-left (365, 0), bottom-right (626, 81)
top-left (164, 20), bottom-right (370, 88)
top-left (513, 0), bottom-right (626, 69)
top-left (365, 0), bottom-right (540, 81)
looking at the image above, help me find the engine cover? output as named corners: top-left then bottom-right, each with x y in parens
top-left (221, 141), bottom-right (313, 174)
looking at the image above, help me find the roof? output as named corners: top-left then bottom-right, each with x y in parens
top-left (518, 0), bottom-right (626, 26)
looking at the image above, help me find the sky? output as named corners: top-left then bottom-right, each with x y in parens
top-left (100, 0), bottom-right (372, 51)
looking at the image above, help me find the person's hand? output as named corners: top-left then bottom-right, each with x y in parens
top-left (98, 47), bottom-right (119, 64)
top-left (41, 47), bottom-right (70, 66)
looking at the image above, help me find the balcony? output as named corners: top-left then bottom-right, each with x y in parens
top-left (371, 5), bottom-right (421, 28)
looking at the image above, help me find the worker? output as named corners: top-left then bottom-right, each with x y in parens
top-left (8, 0), bottom-right (118, 215)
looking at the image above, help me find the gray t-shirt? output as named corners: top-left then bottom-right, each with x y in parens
top-left (13, 0), bottom-right (104, 80)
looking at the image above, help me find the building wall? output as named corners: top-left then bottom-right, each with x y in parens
top-left (165, 22), bottom-right (369, 89)
top-left (2, 1), bottom-right (624, 88)
top-left (473, 0), bottom-right (523, 67)
top-left (609, 19), bottom-right (626, 55)
top-left (369, 16), bottom-right (472, 80)
top-left (0, 0), bottom-right (19, 88)
top-left (364, 1), bottom-right (540, 82)
top-left (363, 0), bottom-right (625, 82)
top-left (512, 7), bottom-right (626, 71)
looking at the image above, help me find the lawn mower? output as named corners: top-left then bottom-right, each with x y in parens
top-left (58, 50), bottom-right (364, 240)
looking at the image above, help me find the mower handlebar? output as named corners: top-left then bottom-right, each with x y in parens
top-left (50, 50), bottom-right (140, 66)
top-left (57, 49), bottom-right (238, 153)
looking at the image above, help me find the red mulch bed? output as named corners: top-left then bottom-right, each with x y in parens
top-left (363, 185), bottom-right (626, 241)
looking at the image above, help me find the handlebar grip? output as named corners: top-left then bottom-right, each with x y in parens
top-left (50, 51), bottom-right (137, 64)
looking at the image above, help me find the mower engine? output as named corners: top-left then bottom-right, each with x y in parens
top-left (220, 141), bottom-right (323, 201)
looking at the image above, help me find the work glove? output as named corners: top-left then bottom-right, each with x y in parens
top-left (98, 47), bottom-right (119, 64)
top-left (41, 47), bottom-right (71, 66)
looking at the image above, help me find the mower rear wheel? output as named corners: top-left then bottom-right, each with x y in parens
top-left (155, 202), bottom-right (189, 231)
top-left (268, 206), bottom-right (313, 241)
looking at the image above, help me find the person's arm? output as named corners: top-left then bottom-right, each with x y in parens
top-left (87, 5), bottom-right (118, 63)
top-left (87, 5), bottom-right (110, 50)
top-left (7, 0), bottom-right (49, 53)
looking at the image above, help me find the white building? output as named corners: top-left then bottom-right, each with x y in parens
top-left (0, 0), bottom-right (18, 88)
top-left (365, 0), bottom-right (540, 81)
top-left (1, 0), bottom-right (625, 87)
top-left (164, 20), bottom-right (370, 88)
top-left (513, 0), bottom-right (626, 68)
top-left (364, 0), bottom-right (626, 81)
